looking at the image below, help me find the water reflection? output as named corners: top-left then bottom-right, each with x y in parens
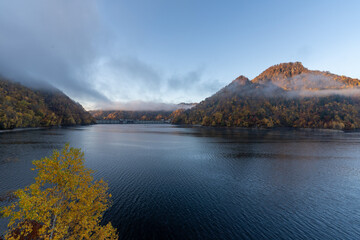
top-left (1, 125), bottom-right (360, 239)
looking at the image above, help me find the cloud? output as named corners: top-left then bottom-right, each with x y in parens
top-left (0, 0), bottom-right (223, 109)
top-left (90, 56), bottom-right (222, 106)
top-left (94, 100), bottom-right (195, 111)
top-left (281, 73), bottom-right (344, 90)
top-left (272, 72), bottom-right (360, 97)
top-left (0, 0), bottom-right (109, 102)
top-left (292, 89), bottom-right (360, 97)
top-left (90, 56), bottom-right (164, 102)
top-left (167, 70), bottom-right (222, 97)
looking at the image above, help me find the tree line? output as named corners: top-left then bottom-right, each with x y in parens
top-left (172, 94), bottom-right (360, 130)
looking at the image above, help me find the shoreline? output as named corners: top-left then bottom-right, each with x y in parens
top-left (0, 127), bottom-right (49, 134)
top-left (0, 124), bottom-right (94, 134)
top-left (173, 124), bottom-right (348, 133)
top-left (1, 123), bottom-right (356, 134)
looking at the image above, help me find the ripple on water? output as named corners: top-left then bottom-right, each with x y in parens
top-left (1, 125), bottom-right (360, 239)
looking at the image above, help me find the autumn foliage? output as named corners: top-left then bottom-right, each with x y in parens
top-left (1, 144), bottom-right (117, 240)
top-left (172, 63), bottom-right (360, 130)
top-left (90, 110), bottom-right (173, 121)
top-left (0, 78), bottom-right (95, 130)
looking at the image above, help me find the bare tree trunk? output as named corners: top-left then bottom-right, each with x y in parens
top-left (50, 214), bottom-right (57, 240)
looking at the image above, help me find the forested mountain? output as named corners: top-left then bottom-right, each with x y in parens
top-left (90, 103), bottom-right (196, 121)
top-left (90, 110), bottom-right (173, 121)
top-left (172, 62), bottom-right (360, 130)
top-left (252, 62), bottom-right (360, 90)
top-left (0, 77), bottom-right (95, 129)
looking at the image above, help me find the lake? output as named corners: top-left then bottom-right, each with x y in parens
top-left (1, 125), bottom-right (360, 239)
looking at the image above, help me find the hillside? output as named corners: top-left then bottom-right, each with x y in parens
top-left (90, 103), bottom-right (196, 121)
top-left (252, 62), bottom-right (360, 90)
top-left (0, 77), bottom-right (95, 129)
top-left (172, 62), bottom-right (360, 130)
top-left (90, 110), bottom-right (173, 121)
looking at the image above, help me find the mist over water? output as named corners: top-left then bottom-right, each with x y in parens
top-left (1, 125), bottom-right (360, 239)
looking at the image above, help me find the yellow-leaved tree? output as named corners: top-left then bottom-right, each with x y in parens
top-left (1, 144), bottom-right (118, 240)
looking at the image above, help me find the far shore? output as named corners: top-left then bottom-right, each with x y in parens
top-left (173, 124), bottom-right (349, 133)
top-left (2, 124), bottom-right (359, 134)
top-left (0, 127), bottom-right (48, 134)
top-left (0, 125), bottom-right (88, 134)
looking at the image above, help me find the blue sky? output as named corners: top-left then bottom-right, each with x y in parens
top-left (0, 0), bottom-right (360, 109)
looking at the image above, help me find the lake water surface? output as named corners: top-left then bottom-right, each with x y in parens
top-left (1, 125), bottom-right (360, 239)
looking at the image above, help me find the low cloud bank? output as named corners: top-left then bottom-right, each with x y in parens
top-left (292, 88), bottom-right (360, 97)
top-left (93, 100), bottom-right (195, 111)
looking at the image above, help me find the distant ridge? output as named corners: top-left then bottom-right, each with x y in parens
top-left (90, 103), bottom-right (197, 121)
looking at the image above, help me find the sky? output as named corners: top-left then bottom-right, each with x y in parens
top-left (0, 0), bottom-right (360, 110)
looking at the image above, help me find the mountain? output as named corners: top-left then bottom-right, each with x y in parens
top-left (90, 110), bottom-right (173, 121)
top-left (90, 102), bottom-right (197, 121)
top-left (0, 77), bottom-right (95, 129)
top-left (172, 62), bottom-right (360, 130)
top-left (252, 62), bottom-right (360, 90)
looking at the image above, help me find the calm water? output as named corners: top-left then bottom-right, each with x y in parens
top-left (1, 125), bottom-right (360, 239)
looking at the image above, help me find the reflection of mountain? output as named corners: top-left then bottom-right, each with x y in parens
top-left (0, 77), bottom-right (95, 129)
top-left (172, 62), bottom-right (360, 130)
